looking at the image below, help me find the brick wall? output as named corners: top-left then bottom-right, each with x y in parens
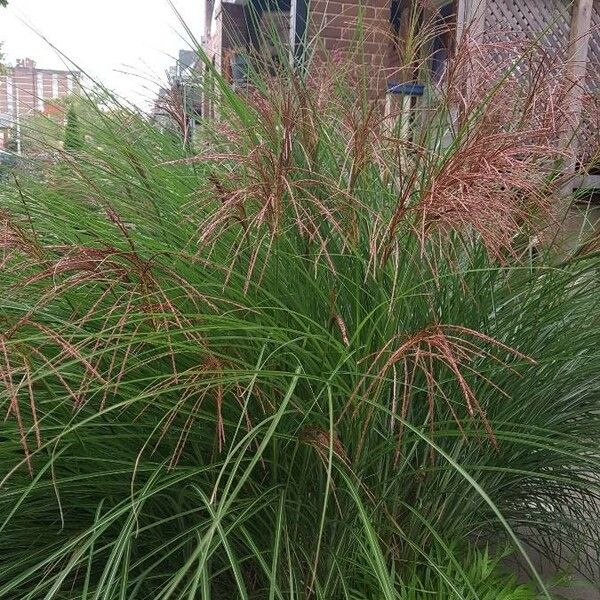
top-left (307, 0), bottom-right (396, 95)
top-left (221, 3), bottom-right (251, 82)
top-left (13, 64), bottom-right (36, 116)
top-left (200, 0), bottom-right (223, 120)
top-left (221, 4), bottom-right (249, 51)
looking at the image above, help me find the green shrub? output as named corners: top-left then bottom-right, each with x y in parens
top-left (0, 23), bottom-right (599, 600)
top-left (63, 104), bottom-right (84, 152)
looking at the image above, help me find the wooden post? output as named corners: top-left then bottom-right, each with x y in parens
top-left (455, 0), bottom-right (487, 44)
top-left (561, 0), bottom-right (594, 191)
top-left (453, 0), bottom-right (487, 122)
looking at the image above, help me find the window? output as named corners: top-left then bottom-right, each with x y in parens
top-left (390, 0), bottom-right (402, 35)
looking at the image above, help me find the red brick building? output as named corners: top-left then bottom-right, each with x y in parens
top-left (198, 0), bottom-right (600, 123)
top-left (197, 0), bottom-right (454, 94)
top-left (0, 58), bottom-right (80, 150)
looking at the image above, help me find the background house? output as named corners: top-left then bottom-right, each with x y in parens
top-left (198, 0), bottom-right (600, 192)
top-left (199, 0), bottom-right (391, 88)
top-left (198, 1), bottom-right (600, 99)
top-left (152, 49), bottom-right (203, 145)
top-left (0, 57), bottom-right (80, 151)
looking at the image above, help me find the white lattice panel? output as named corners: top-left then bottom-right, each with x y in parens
top-left (484, 0), bottom-right (571, 71)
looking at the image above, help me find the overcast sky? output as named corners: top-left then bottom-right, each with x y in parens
top-left (0, 0), bottom-right (203, 108)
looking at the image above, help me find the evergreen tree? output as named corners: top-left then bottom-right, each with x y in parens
top-left (63, 105), bottom-right (84, 152)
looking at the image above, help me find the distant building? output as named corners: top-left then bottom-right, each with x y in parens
top-left (0, 58), bottom-right (81, 150)
top-left (152, 50), bottom-right (202, 145)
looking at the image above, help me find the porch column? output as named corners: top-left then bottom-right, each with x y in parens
top-left (561, 0), bottom-right (594, 188)
top-left (455, 0), bottom-right (487, 44)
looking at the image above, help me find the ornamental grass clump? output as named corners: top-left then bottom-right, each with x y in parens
top-left (0, 15), bottom-right (599, 600)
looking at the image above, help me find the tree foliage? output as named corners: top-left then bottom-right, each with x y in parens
top-left (63, 104), bottom-right (84, 152)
